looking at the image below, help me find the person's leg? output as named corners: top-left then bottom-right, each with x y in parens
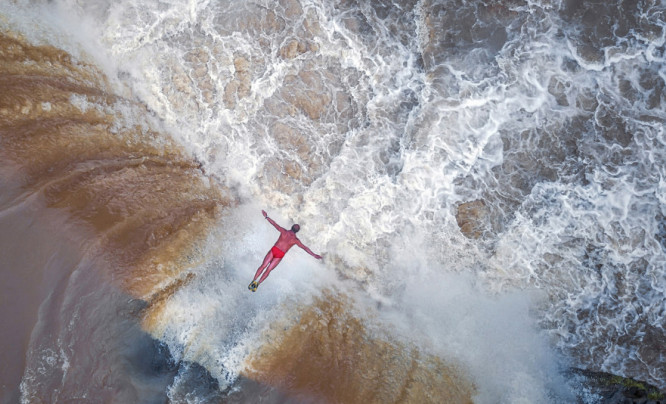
top-left (257, 258), bottom-right (282, 284)
top-left (253, 250), bottom-right (274, 281)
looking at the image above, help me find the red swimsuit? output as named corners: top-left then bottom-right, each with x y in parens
top-left (271, 245), bottom-right (286, 258)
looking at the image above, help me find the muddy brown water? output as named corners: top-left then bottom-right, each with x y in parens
top-left (0, 30), bottom-right (473, 403)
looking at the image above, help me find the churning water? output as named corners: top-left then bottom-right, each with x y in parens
top-left (1, 0), bottom-right (665, 403)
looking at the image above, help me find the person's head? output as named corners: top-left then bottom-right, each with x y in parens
top-left (291, 224), bottom-right (300, 233)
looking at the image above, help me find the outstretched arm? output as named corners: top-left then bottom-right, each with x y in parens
top-left (262, 210), bottom-right (285, 232)
top-left (296, 240), bottom-right (322, 259)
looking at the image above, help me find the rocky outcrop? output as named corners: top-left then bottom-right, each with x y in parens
top-left (455, 200), bottom-right (490, 239)
top-left (569, 368), bottom-right (665, 404)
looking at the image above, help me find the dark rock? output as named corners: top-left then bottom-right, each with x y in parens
top-left (568, 368), bottom-right (665, 404)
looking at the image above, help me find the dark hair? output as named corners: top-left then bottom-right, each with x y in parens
top-left (291, 224), bottom-right (300, 233)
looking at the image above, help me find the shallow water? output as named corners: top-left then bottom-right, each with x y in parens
top-left (1, 0), bottom-right (665, 402)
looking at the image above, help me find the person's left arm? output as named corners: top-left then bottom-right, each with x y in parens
top-left (296, 240), bottom-right (322, 259)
